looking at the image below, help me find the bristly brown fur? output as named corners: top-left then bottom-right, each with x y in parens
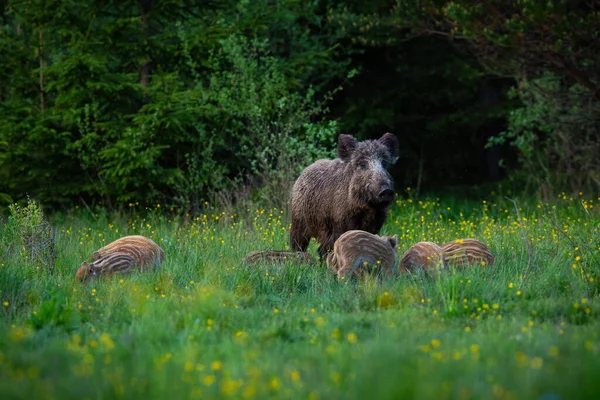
top-left (290, 133), bottom-right (399, 260)
top-left (244, 250), bottom-right (315, 266)
top-left (326, 230), bottom-right (398, 281)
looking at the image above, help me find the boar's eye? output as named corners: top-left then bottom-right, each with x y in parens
top-left (357, 160), bottom-right (368, 170)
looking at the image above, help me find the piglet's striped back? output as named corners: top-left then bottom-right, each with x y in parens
top-left (91, 235), bottom-right (164, 270)
top-left (441, 239), bottom-right (494, 268)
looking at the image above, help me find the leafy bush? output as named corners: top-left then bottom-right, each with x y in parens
top-left (488, 73), bottom-right (600, 195)
top-left (111, 33), bottom-right (339, 212)
top-left (194, 35), bottom-right (339, 209)
top-left (7, 197), bottom-right (55, 272)
top-left (0, 141), bottom-right (11, 207)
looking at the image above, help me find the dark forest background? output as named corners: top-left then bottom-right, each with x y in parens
top-left (1, 0), bottom-right (599, 212)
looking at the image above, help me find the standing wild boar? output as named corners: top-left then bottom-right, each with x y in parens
top-left (326, 230), bottom-right (398, 281)
top-left (290, 133), bottom-right (399, 259)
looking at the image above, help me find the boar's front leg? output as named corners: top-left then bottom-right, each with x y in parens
top-left (317, 244), bottom-right (331, 263)
top-left (290, 221), bottom-right (310, 252)
top-left (317, 229), bottom-right (339, 263)
top-left (370, 207), bottom-right (390, 235)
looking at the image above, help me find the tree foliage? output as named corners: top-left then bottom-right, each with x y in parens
top-left (1, 0), bottom-right (598, 212)
top-left (490, 73), bottom-right (600, 194)
top-left (0, 0), bottom-right (344, 210)
top-left (395, 0), bottom-right (600, 193)
top-left (402, 0), bottom-right (600, 98)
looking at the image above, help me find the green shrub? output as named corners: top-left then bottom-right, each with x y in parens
top-left (488, 73), bottom-right (600, 196)
top-left (7, 197), bottom-right (55, 272)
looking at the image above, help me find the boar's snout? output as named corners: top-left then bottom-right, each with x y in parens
top-left (378, 188), bottom-right (395, 204)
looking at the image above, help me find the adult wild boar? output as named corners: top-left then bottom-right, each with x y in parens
top-left (290, 132), bottom-right (399, 260)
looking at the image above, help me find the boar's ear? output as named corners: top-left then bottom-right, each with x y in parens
top-left (338, 134), bottom-right (358, 161)
top-left (388, 235), bottom-right (398, 249)
top-left (379, 133), bottom-right (399, 164)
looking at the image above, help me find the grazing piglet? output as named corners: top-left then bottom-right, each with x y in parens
top-left (244, 250), bottom-right (315, 266)
top-left (90, 235), bottom-right (164, 270)
top-left (76, 235), bottom-right (164, 282)
top-left (76, 252), bottom-right (138, 282)
top-left (326, 230), bottom-right (398, 281)
top-left (398, 241), bottom-right (445, 274)
top-left (291, 133), bottom-right (399, 260)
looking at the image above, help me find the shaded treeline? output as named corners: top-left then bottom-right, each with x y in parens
top-left (1, 0), bottom-right (598, 211)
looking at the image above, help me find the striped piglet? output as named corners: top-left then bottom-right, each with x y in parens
top-left (90, 235), bottom-right (164, 268)
top-left (76, 235), bottom-right (165, 282)
top-left (326, 230), bottom-right (398, 281)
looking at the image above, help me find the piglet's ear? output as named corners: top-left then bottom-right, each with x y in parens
top-left (338, 134), bottom-right (358, 161)
top-left (388, 235), bottom-right (398, 249)
top-left (75, 263), bottom-right (89, 282)
top-left (379, 133), bottom-right (399, 164)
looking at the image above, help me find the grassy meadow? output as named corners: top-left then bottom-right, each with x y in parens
top-left (1, 193), bottom-right (600, 400)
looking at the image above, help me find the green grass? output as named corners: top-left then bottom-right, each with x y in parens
top-left (1, 193), bottom-right (600, 400)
